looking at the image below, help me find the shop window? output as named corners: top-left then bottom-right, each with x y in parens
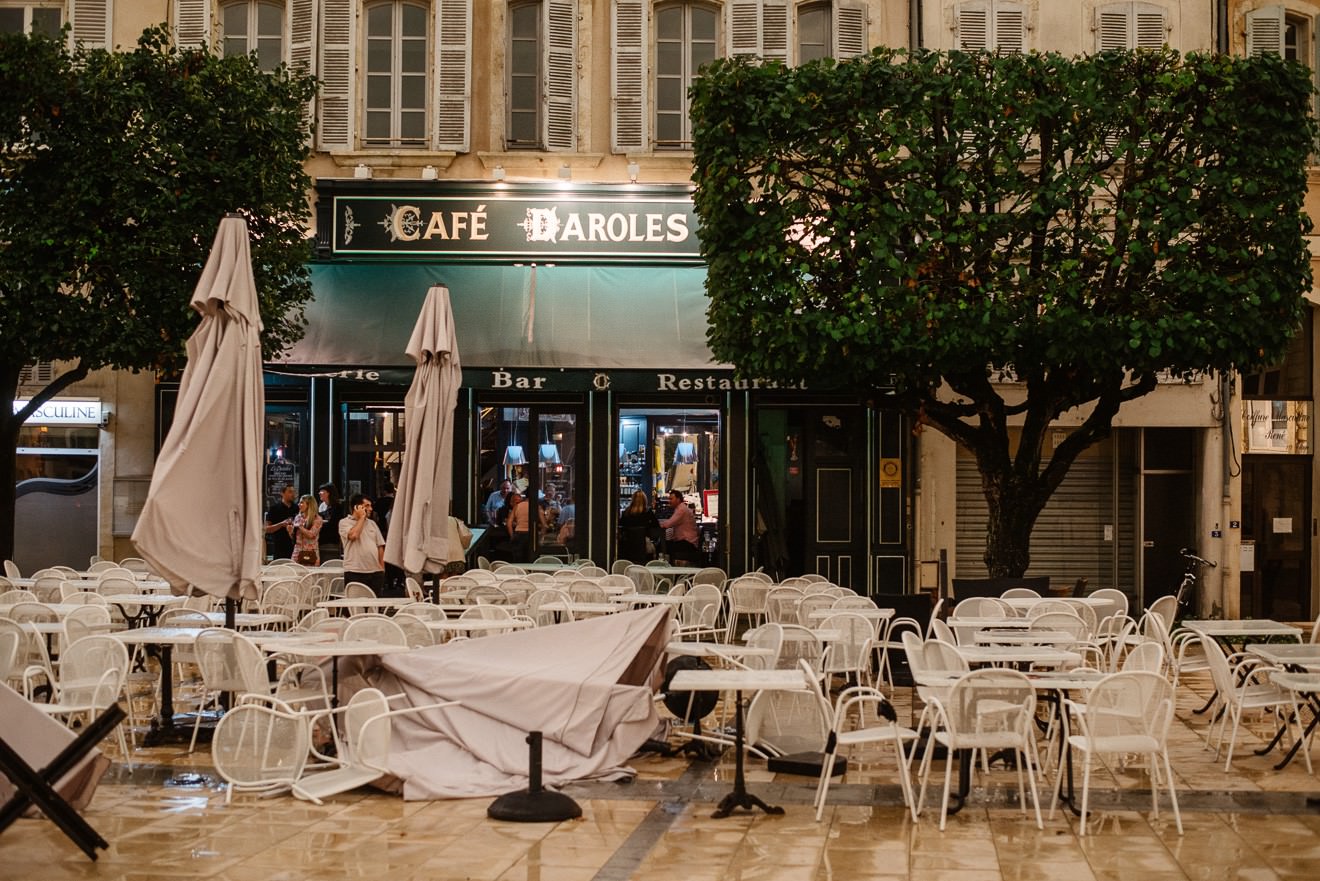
top-left (0, 2), bottom-right (60, 35)
top-left (221, 0), bottom-right (285, 71)
top-left (363, 0), bottom-right (429, 147)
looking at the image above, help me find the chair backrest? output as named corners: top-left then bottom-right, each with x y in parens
top-left (467, 584), bottom-right (512, 605)
top-left (794, 593), bottom-right (833, 627)
top-left (611, 559), bottom-right (634, 575)
top-left (953, 597), bottom-right (1011, 618)
top-left (1025, 599), bottom-right (1075, 619)
top-left (599, 573), bottom-right (634, 590)
top-left (343, 687), bottom-right (393, 767)
top-left (96, 576), bottom-right (139, 596)
top-left (526, 588), bottom-right (572, 626)
top-left (1089, 588), bottom-right (1130, 621)
top-left (778, 624), bottom-right (825, 676)
top-left (63, 591), bottom-right (108, 606)
top-left (744, 623), bottom-right (784, 670)
top-left (343, 615), bottom-right (408, 646)
top-left (393, 614), bottom-right (435, 648)
top-left (212, 701), bottom-right (311, 794)
top-left (577, 566), bottom-right (607, 578)
top-left (1030, 612), bottom-right (1089, 641)
top-left (86, 560), bottom-right (115, 573)
top-left (691, 567), bottom-right (726, 588)
top-left (65, 604), bottom-right (111, 627)
top-left (477, 555), bottom-right (493, 570)
top-left (118, 557), bottom-right (151, 574)
top-left (441, 575), bottom-right (480, 595)
top-left (534, 555), bottom-right (562, 565)
top-left (57, 635), bottom-right (129, 707)
top-left (0, 576), bottom-right (13, 593)
top-left (625, 565), bottom-right (656, 594)
top-left (295, 608), bottom-right (330, 631)
top-left (397, 602), bottom-right (444, 621)
top-left (1147, 595), bottom-right (1177, 631)
top-left (459, 604), bottom-right (513, 621)
top-left (404, 578), bottom-right (426, 602)
top-left (96, 567), bottom-right (138, 583)
top-left (8, 602), bottom-right (55, 624)
top-left (999, 587), bottom-right (1041, 599)
top-left (928, 616), bottom-right (958, 645)
top-left (740, 571), bottom-right (774, 583)
top-left (196, 629), bottom-right (245, 693)
top-left (778, 576), bottom-right (812, 588)
top-left (158, 608), bottom-right (213, 627)
top-left (0, 590), bottom-right (37, 605)
top-left (941, 669), bottom-right (1035, 742)
top-left (764, 586), bottom-right (803, 624)
top-left (727, 578), bottom-right (769, 614)
top-left (1199, 635), bottom-right (1233, 695)
top-left (344, 581), bottom-right (377, 600)
top-left (1080, 671), bottom-right (1175, 744)
top-left (551, 568), bottom-right (579, 581)
top-left (29, 575), bottom-right (63, 603)
top-left (1120, 640), bottom-right (1166, 673)
top-left (900, 630), bottom-right (928, 681)
top-left (0, 630), bottom-right (18, 683)
top-left (745, 666), bottom-right (828, 755)
top-left (568, 580), bottom-right (607, 603)
top-left (833, 595), bottom-right (878, 610)
top-left (923, 638), bottom-right (970, 675)
top-left (3, 560), bottom-right (20, 579)
top-left (680, 584), bottom-right (722, 628)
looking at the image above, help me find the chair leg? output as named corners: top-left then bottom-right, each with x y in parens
top-left (1078, 750), bottom-right (1093, 836)
top-left (893, 735), bottom-right (918, 823)
top-left (1161, 751), bottom-right (1182, 835)
top-left (1023, 746), bottom-right (1042, 830)
top-left (1224, 710), bottom-right (1242, 771)
top-left (938, 748), bottom-right (953, 831)
top-left (814, 746), bottom-right (837, 821)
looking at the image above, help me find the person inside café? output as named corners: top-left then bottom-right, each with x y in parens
top-left (265, 483), bottom-right (297, 561)
top-left (290, 493), bottom-right (322, 566)
top-left (618, 490), bottom-right (659, 563)
top-left (484, 479), bottom-right (512, 526)
top-left (507, 490), bottom-right (548, 562)
top-left (317, 483), bottom-right (342, 560)
top-left (658, 489), bottom-right (701, 566)
top-left (339, 493), bottom-right (386, 595)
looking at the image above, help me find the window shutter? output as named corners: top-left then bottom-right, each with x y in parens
top-left (289, 0), bottom-right (317, 141)
top-left (611, 0), bottom-right (646, 153)
top-left (1246, 6), bottom-right (1285, 56)
top-left (318, 0), bottom-right (354, 151)
top-left (957, 2), bottom-right (990, 51)
top-left (1095, 5), bottom-right (1130, 51)
top-left (544, 0), bottom-right (577, 151)
top-left (994, 2), bottom-right (1026, 54)
top-left (763, 0), bottom-right (788, 64)
top-left (729, 0), bottom-right (761, 56)
top-left (69, 0), bottom-right (111, 48)
top-left (173, 0), bottom-right (210, 48)
top-left (1133, 3), bottom-right (1166, 49)
top-left (833, 2), bottom-right (867, 59)
top-left (435, 0), bottom-right (472, 152)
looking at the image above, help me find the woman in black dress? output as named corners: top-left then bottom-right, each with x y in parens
top-left (618, 490), bottom-right (659, 564)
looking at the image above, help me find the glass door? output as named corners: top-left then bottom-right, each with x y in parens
top-left (477, 405), bottom-right (583, 563)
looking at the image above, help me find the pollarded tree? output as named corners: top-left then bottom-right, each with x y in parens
top-left (0, 27), bottom-right (317, 561)
top-left (690, 49), bottom-right (1315, 577)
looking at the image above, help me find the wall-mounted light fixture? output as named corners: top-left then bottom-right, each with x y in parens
top-left (626, 161), bottom-right (640, 183)
top-left (353, 163), bottom-right (372, 179)
top-left (421, 165), bottom-right (438, 180)
top-left (492, 165), bottom-right (506, 181)
top-left (557, 163), bottom-right (572, 180)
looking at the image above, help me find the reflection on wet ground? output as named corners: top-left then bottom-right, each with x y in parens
top-left (4, 674), bottom-right (1320, 880)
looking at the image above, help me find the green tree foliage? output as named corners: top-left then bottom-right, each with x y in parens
top-left (0, 27), bottom-right (317, 560)
top-left (691, 49), bottom-right (1316, 576)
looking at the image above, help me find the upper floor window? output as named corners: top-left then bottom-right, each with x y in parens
top-left (1096, 2), bottom-right (1168, 51)
top-left (655, 2), bottom-right (718, 150)
top-left (222, 0), bottom-right (284, 71)
top-left (956, 1), bottom-right (1026, 53)
top-left (797, 3), bottom-right (829, 63)
top-left (1248, 6), bottom-right (1312, 63)
top-left (507, 1), bottom-right (541, 147)
top-left (364, 0), bottom-right (428, 148)
top-left (0, 2), bottom-right (60, 35)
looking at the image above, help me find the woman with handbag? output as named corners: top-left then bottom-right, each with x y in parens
top-left (290, 494), bottom-right (323, 566)
top-left (618, 490), bottom-right (659, 563)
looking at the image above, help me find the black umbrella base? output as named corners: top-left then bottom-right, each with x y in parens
top-left (487, 789), bottom-right (583, 822)
top-left (141, 714), bottom-right (217, 748)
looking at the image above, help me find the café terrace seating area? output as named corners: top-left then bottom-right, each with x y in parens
top-left (5, 555), bottom-right (1320, 881)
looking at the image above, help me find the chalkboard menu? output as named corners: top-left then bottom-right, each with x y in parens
top-left (265, 462), bottom-right (296, 507)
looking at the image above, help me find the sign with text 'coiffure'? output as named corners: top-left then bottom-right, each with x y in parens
top-left (323, 181), bottom-right (701, 262)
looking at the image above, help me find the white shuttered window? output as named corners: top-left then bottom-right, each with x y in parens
top-left (1095, 2), bottom-right (1168, 51)
top-left (544, 0), bottom-right (577, 151)
top-left (174, 0), bottom-right (210, 47)
top-left (318, 0), bottom-right (354, 150)
top-left (956, 1), bottom-right (1026, 53)
top-left (612, 0), bottom-right (647, 152)
top-left (434, 0), bottom-right (471, 151)
top-left (69, 0), bottom-right (110, 47)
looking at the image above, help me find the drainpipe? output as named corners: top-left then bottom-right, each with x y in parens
top-left (1219, 371), bottom-right (1237, 619)
top-left (1215, 0), bottom-right (1229, 54)
top-left (910, 0), bottom-right (923, 49)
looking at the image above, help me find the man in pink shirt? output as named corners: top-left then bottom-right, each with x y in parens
top-left (658, 489), bottom-right (701, 565)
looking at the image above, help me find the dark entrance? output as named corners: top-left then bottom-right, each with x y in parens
top-left (1242, 456), bottom-right (1311, 620)
top-left (756, 406), bottom-right (866, 589)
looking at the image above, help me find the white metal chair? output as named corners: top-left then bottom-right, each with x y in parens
top-left (526, 588), bottom-right (573, 626)
top-left (344, 582), bottom-right (377, 600)
top-left (343, 615), bottom-right (408, 647)
top-left (189, 629), bottom-right (245, 753)
top-left (917, 668), bottom-right (1043, 830)
top-left (952, 596), bottom-right (1012, 618)
top-left (1049, 671), bottom-right (1182, 835)
top-left (675, 585), bottom-right (723, 640)
top-left (392, 613), bottom-right (436, 648)
top-left (820, 612), bottom-right (875, 689)
top-left (1201, 635), bottom-right (1298, 771)
top-left (28, 635), bottom-right (132, 764)
top-left (212, 700), bottom-right (311, 803)
top-left (999, 587), bottom-right (1040, 599)
top-left (292, 687), bottom-right (458, 804)
top-left (814, 670), bottom-right (918, 821)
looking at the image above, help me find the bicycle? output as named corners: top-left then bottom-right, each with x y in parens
top-left (1173, 547), bottom-right (1217, 621)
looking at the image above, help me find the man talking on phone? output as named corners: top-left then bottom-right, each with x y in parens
top-left (339, 494), bottom-right (386, 595)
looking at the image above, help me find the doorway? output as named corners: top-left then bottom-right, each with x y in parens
top-left (756, 406), bottom-right (866, 588)
top-left (1242, 457), bottom-right (1311, 620)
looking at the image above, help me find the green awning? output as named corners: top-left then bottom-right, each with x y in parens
top-left (275, 263), bottom-right (721, 371)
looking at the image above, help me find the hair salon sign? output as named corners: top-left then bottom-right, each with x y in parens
top-left (329, 188), bottom-right (700, 261)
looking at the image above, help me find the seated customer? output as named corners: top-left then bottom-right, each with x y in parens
top-left (658, 489), bottom-right (701, 566)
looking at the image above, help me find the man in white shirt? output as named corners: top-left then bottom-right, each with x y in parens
top-left (339, 494), bottom-right (386, 595)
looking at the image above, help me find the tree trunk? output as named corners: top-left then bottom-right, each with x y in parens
top-left (981, 470), bottom-right (1050, 579)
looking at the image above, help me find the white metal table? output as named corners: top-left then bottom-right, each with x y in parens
top-left (667, 667), bottom-right (811, 817)
top-left (110, 626), bottom-right (207, 743)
